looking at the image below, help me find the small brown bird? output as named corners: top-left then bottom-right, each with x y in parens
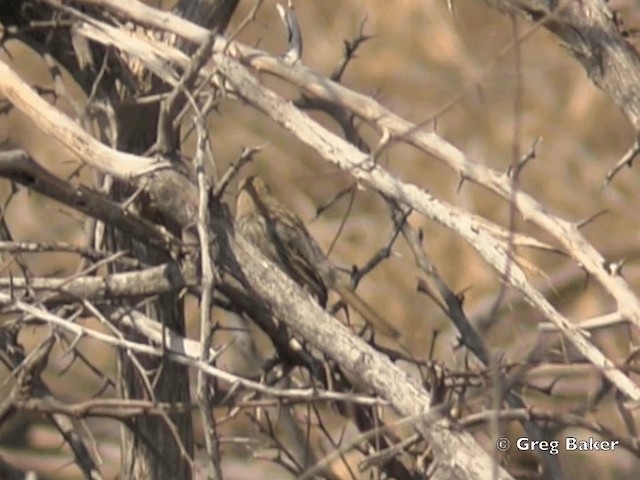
top-left (236, 175), bottom-right (400, 339)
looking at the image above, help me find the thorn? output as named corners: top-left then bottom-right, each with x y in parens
top-left (604, 259), bottom-right (625, 276)
top-left (603, 137), bottom-right (640, 187)
top-left (507, 136), bottom-right (541, 178)
top-left (576, 209), bottom-right (608, 230)
top-left (277, 0), bottom-right (303, 65)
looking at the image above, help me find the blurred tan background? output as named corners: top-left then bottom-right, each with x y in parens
top-left (2, 0), bottom-right (640, 478)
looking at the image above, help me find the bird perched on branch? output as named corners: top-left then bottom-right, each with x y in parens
top-left (236, 175), bottom-right (400, 339)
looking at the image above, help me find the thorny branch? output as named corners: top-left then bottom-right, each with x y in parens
top-left (1, 1), bottom-right (640, 479)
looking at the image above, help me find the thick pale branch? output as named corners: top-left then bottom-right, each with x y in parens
top-left (0, 60), bottom-right (163, 178)
top-left (0, 263), bottom-right (195, 301)
top-left (222, 234), bottom-right (514, 480)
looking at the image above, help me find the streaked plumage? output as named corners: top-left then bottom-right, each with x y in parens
top-left (236, 176), bottom-right (400, 339)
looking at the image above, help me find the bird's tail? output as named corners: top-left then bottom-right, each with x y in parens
top-left (333, 282), bottom-right (401, 339)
